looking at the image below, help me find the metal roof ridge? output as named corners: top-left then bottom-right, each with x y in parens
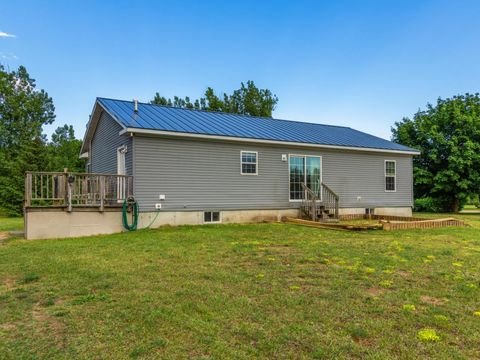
top-left (96, 97), bottom-right (353, 130)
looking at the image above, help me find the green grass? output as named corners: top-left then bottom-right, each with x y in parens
top-left (1, 215), bottom-right (480, 359)
top-left (0, 216), bottom-right (23, 232)
top-left (461, 205), bottom-right (480, 212)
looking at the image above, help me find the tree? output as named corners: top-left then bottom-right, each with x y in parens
top-left (0, 65), bottom-right (56, 215)
top-left (392, 93), bottom-right (480, 212)
top-left (47, 124), bottom-right (84, 172)
top-left (151, 80), bottom-right (278, 117)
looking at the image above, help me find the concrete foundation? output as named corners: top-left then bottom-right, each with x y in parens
top-left (374, 207), bottom-right (412, 217)
top-left (24, 206), bottom-right (412, 240)
top-left (137, 209), bottom-right (300, 228)
top-left (338, 208), bottom-right (366, 215)
top-left (25, 208), bottom-right (124, 240)
top-left (338, 207), bottom-right (412, 217)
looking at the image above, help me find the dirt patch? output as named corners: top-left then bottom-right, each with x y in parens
top-left (366, 287), bottom-right (385, 297)
top-left (397, 270), bottom-right (411, 278)
top-left (0, 322), bottom-right (17, 331)
top-left (2, 277), bottom-right (17, 291)
top-left (354, 337), bottom-right (376, 347)
top-left (32, 303), bottom-right (66, 345)
top-left (0, 232), bottom-right (9, 242)
top-left (420, 295), bottom-right (445, 306)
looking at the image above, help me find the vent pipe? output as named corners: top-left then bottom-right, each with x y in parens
top-left (134, 99), bottom-right (138, 113)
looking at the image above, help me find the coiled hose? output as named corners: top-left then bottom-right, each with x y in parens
top-left (122, 196), bottom-right (139, 231)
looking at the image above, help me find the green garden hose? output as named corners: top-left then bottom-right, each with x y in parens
top-left (122, 197), bottom-right (139, 231)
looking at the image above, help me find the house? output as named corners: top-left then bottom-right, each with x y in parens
top-left (78, 97), bottom-right (419, 227)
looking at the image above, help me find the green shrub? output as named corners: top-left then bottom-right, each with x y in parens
top-left (414, 197), bottom-right (442, 213)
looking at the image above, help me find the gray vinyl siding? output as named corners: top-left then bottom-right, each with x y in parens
top-left (132, 136), bottom-right (413, 212)
top-left (90, 111), bottom-right (132, 175)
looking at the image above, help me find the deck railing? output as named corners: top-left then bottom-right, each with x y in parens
top-left (25, 171), bottom-right (133, 211)
top-left (301, 182), bottom-right (339, 221)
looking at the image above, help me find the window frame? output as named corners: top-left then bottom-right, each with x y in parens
top-left (117, 145), bottom-right (127, 176)
top-left (203, 211), bottom-right (222, 224)
top-left (288, 154), bottom-right (323, 202)
top-left (384, 160), bottom-right (397, 193)
top-left (240, 150), bottom-right (258, 175)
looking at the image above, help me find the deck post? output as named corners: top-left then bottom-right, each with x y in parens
top-left (99, 175), bottom-right (105, 212)
top-left (25, 173), bottom-right (32, 207)
top-left (311, 197), bottom-right (316, 221)
top-left (67, 180), bottom-right (72, 213)
top-left (335, 195), bottom-right (339, 219)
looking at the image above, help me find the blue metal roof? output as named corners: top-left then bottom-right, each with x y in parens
top-left (97, 97), bottom-right (418, 153)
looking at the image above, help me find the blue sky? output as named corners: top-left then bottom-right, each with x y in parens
top-left (1, 0), bottom-right (479, 140)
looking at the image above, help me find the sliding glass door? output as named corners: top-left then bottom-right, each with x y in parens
top-left (289, 155), bottom-right (321, 200)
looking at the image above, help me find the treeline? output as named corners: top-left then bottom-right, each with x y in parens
top-left (151, 80), bottom-right (278, 118)
top-left (392, 93), bottom-right (480, 212)
top-left (0, 65), bottom-right (83, 215)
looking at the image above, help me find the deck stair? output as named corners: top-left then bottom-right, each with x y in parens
top-left (300, 183), bottom-right (339, 222)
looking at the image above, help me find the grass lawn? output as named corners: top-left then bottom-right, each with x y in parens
top-left (0, 216), bottom-right (23, 232)
top-left (1, 215), bottom-right (479, 359)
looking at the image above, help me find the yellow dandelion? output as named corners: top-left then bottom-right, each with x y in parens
top-left (267, 257), bottom-right (276, 261)
top-left (417, 328), bottom-right (440, 342)
top-left (452, 262), bottom-right (463, 267)
top-left (474, 311), bottom-right (480, 317)
top-left (255, 273), bottom-right (265, 279)
top-left (379, 280), bottom-right (393, 288)
top-left (364, 267), bottom-right (376, 274)
top-left (403, 304), bottom-right (416, 311)
top-left (289, 285), bottom-right (300, 290)
top-left (434, 315), bottom-right (448, 321)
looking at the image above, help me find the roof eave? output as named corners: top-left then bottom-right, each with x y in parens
top-left (80, 99), bottom-right (128, 156)
top-left (120, 127), bottom-right (421, 155)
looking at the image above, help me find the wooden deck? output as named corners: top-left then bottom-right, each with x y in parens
top-left (24, 171), bottom-right (133, 212)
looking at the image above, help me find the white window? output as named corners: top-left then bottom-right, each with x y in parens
top-left (204, 211), bottom-right (221, 223)
top-left (241, 151), bottom-right (258, 175)
top-left (385, 160), bottom-right (396, 192)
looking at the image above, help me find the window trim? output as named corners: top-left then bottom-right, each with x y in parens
top-left (203, 211), bottom-right (222, 224)
top-left (288, 154), bottom-right (323, 202)
top-left (384, 160), bottom-right (397, 193)
top-left (240, 150), bottom-right (258, 175)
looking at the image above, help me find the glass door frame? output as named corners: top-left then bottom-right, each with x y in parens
top-left (288, 154), bottom-right (323, 202)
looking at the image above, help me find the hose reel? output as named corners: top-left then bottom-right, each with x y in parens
top-left (122, 196), bottom-right (139, 231)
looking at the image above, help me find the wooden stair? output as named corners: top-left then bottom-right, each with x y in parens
top-left (300, 183), bottom-right (339, 223)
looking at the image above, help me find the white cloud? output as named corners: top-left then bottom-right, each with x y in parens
top-left (0, 31), bottom-right (16, 38)
top-left (0, 52), bottom-right (18, 60)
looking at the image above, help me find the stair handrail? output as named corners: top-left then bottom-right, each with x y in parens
top-left (301, 183), bottom-right (319, 221)
top-left (321, 182), bottom-right (339, 219)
